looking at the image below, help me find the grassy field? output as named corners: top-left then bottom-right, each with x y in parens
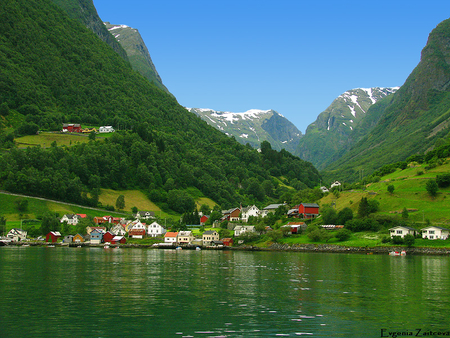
top-left (14, 131), bottom-right (117, 148)
top-left (0, 193), bottom-right (126, 231)
top-left (321, 160), bottom-right (450, 225)
top-left (15, 132), bottom-right (91, 148)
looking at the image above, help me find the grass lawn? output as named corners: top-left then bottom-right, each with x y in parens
top-left (99, 189), bottom-right (161, 213)
top-left (15, 132), bottom-right (91, 148)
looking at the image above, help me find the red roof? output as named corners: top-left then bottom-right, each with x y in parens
top-left (165, 232), bottom-right (178, 238)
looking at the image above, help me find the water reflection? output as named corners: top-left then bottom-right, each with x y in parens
top-left (1, 248), bottom-right (449, 337)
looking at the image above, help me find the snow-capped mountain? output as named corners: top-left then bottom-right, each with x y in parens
top-left (187, 108), bottom-right (302, 153)
top-left (294, 87), bottom-right (398, 170)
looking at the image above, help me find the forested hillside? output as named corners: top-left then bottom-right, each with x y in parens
top-left (323, 18), bottom-right (450, 183)
top-left (0, 0), bottom-right (320, 211)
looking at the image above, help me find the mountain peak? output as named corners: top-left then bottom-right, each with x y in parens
top-left (187, 108), bottom-right (301, 153)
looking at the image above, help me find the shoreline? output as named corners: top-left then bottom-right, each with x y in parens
top-left (3, 241), bottom-right (450, 255)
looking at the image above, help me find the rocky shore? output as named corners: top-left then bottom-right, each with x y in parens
top-left (3, 241), bottom-right (450, 255)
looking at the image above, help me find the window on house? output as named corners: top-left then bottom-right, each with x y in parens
top-left (396, 230), bottom-right (402, 234)
top-left (429, 231), bottom-right (435, 234)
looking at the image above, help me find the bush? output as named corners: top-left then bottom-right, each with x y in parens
top-left (391, 236), bottom-right (404, 245)
top-left (403, 234), bottom-right (415, 247)
top-left (335, 229), bottom-right (351, 241)
top-left (436, 173), bottom-right (450, 188)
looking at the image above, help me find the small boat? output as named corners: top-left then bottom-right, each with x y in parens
top-left (196, 247), bottom-right (201, 251)
top-left (389, 251), bottom-right (406, 256)
top-left (104, 244), bottom-right (110, 249)
top-left (176, 246), bottom-right (182, 250)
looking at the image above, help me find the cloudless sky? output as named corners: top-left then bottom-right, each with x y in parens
top-left (93, 0), bottom-right (450, 133)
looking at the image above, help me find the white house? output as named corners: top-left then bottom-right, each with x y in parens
top-left (260, 204), bottom-right (287, 218)
top-left (110, 224), bottom-right (127, 236)
top-left (128, 221), bottom-right (147, 238)
top-left (330, 181), bottom-right (341, 189)
top-left (234, 225), bottom-right (256, 237)
top-left (421, 226), bottom-right (450, 240)
top-left (7, 228), bottom-right (27, 241)
top-left (147, 221), bottom-right (166, 237)
top-left (99, 126), bottom-right (115, 133)
top-left (389, 226), bottom-right (417, 238)
top-left (60, 214), bottom-right (85, 225)
top-left (134, 211), bottom-right (155, 220)
top-left (164, 232), bottom-right (178, 244)
top-left (240, 205), bottom-right (260, 222)
top-left (320, 186), bottom-right (329, 193)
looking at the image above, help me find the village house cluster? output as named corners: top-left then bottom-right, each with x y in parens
top-left (62, 124), bottom-right (115, 133)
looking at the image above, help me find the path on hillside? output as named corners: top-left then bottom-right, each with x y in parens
top-left (0, 190), bottom-right (128, 216)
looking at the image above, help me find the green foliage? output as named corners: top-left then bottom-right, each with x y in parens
top-left (15, 199), bottom-right (28, 212)
top-left (115, 195), bottom-right (125, 210)
top-left (337, 207), bottom-right (353, 225)
top-left (402, 207), bottom-right (409, 219)
top-left (387, 184), bottom-right (395, 194)
top-left (335, 228), bottom-right (352, 241)
top-left (40, 212), bottom-right (60, 236)
top-left (426, 179), bottom-right (438, 197)
top-left (345, 218), bottom-right (380, 232)
top-left (321, 206), bottom-right (338, 224)
top-left (436, 173), bottom-right (450, 188)
top-left (0, 0), bottom-right (321, 212)
top-left (403, 234), bottom-right (415, 247)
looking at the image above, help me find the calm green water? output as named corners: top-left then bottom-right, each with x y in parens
top-left (0, 247), bottom-right (449, 337)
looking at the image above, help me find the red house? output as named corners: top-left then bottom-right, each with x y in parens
top-left (298, 203), bottom-right (319, 219)
top-left (111, 236), bottom-right (127, 244)
top-left (46, 231), bottom-right (61, 243)
top-left (200, 215), bottom-right (210, 225)
top-left (222, 238), bottom-right (233, 247)
top-left (62, 123), bottom-right (82, 133)
top-left (102, 231), bottom-right (116, 243)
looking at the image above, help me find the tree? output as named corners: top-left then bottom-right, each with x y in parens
top-left (337, 207), bottom-right (353, 225)
top-left (426, 179), bottom-right (438, 197)
top-left (131, 206), bottom-right (138, 214)
top-left (335, 228), bottom-right (351, 241)
top-left (402, 207), bottom-right (409, 219)
top-left (89, 131), bottom-right (96, 141)
top-left (321, 206), bottom-right (338, 224)
top-left (116, 195), bottom-right (125, 210)
top-left (15, 199), bottom-right (29, 213)
top-left (387, 184), bottom-right (395, 194)
top-left (40, 212), bottom-right (60, 235)
top-left (357, 197), bottom-right (370, 218)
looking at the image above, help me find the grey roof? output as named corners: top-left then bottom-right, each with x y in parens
top-left (263, 203), bottom-right (286, 210)
top-left (301, 203), bottom-right (319, 208)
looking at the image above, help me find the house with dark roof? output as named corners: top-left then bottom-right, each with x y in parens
top-left (202, 230), bottom-right (219, 246)
top-left (421, 226), bottom-right (449, 240)
top-left (389, 226), bottom-right (417, 238)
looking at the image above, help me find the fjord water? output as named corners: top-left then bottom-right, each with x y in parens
top-left (0, 247), bottom-right (448, 337)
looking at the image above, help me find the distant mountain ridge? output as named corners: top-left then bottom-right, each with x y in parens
top-left (187, 108), bottom-right (302, 153)
top-left (104, 22), bottom-right (170, 94)
top-left (295, 87), bottom-right (398, 170)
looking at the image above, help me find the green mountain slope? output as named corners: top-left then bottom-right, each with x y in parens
top-left (295, 87), bottom-right (398, 170)
top-left (0, 0), bottom-right (320, 210)
top-left (187, 108), bottom-right (302, 153)
top-left (323, 18), bottom-right (450, 183)
top-left (50, 0), bottom-right (129, 62)
top-left (104, 22), bottom-right (170, 94)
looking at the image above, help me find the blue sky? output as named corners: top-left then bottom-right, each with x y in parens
top-left (94, 0), bottom-right (450, 133)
